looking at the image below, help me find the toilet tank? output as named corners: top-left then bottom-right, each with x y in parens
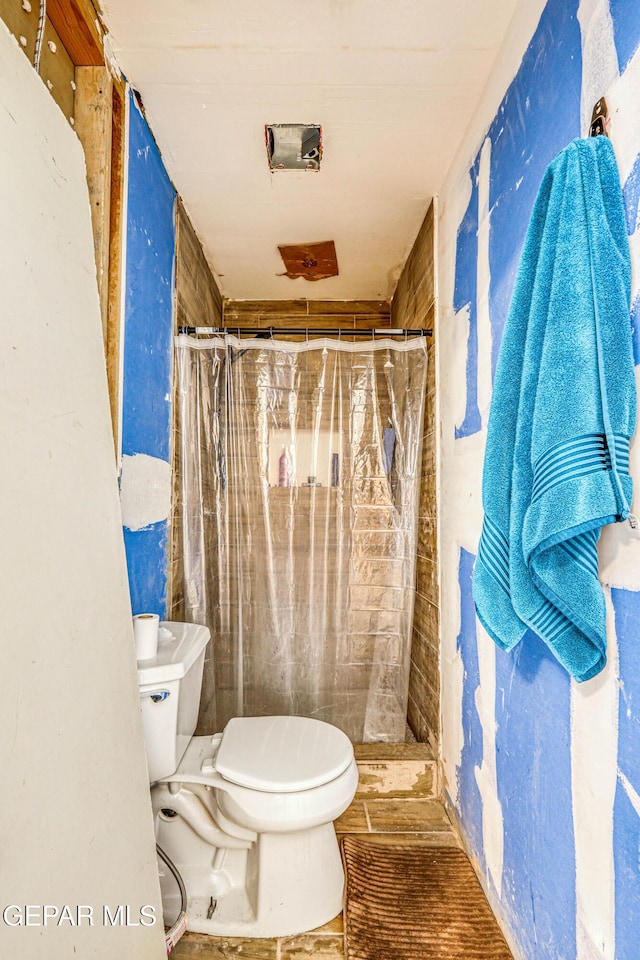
top-left (136, 621), bottom-right (210, 782)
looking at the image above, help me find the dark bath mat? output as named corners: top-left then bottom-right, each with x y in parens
top-left (342, 837), bottom-right (513, 960)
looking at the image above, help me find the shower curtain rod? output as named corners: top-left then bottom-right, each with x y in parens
top-left (178, 326), bottom-right (432, 338)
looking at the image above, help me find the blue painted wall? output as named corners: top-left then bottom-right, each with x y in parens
top-left (456, 549), bottom-right (485, 864)
top-left (121, 91), bottom-right (176, 617)
top-left (452, 161), bottom-right (481, 439)
top-left (494, 631), bottom-right (576, 958)
top-left (446, 1), bottom-right (640, 957)
top-left (611, 587), bottom-right (640, 960)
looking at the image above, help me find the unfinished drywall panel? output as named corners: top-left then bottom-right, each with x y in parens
top-left (438, 0), bottom-right (640, 957)
top-left (0, 0), bottom-right (76, 121)
top-left (0, 22), bottom-right (164, 959)
top-left (120, 89), bottom-right (176, 618)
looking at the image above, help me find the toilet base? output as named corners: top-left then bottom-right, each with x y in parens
top-left (157, 815), bottom-right (345, 938)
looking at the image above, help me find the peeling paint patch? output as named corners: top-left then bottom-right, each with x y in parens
top-left (355, 760), bottom-right (435, 799)
top-left (120, 453), bottom-right (172, 531)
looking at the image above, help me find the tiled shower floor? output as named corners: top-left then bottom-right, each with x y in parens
top-left (171, 743), bottom-right (459, 959)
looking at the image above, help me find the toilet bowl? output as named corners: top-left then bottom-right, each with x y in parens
top-left (137, 622), bottom-right (359, 938)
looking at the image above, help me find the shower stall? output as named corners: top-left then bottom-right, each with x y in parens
top-left (172, 332), bottom-right (427, 742)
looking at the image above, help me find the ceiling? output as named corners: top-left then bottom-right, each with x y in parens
top-left (102, 0), bottom-right (519, 301)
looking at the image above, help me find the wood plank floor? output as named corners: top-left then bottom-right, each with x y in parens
top-left (170, 744), bottom-right (460, 959)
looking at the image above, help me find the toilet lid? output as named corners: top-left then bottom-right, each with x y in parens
top-left (216, 716), bottom-right (354, 793)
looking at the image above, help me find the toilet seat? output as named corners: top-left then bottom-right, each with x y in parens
top-left (215, 753), bottom-right (359, 834)
top-left (216, 716), bottom-right (354, 793)
top-left (159, 727), bottom-right (358, 835)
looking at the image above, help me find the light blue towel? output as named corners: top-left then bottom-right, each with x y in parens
top-left (473, 136), bottom-right (636, 682)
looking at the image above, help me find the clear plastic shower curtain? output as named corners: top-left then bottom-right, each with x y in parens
top-left (174, 334), bottom-right (427, 742)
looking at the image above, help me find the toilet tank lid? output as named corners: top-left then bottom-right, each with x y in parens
top-left (216, 716), bottom-right (354, 793)
top-left (136, 621), bottom-right (210, 686)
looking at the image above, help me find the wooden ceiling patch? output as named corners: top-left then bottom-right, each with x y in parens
top-left (278, 240), bottom-right (338, 281)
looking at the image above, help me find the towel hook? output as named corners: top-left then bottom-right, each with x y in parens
top-left (589, 97), bottom-right (608, 137)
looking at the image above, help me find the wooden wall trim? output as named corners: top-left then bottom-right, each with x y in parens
top-left (223, 299), bottom-right (391, 329)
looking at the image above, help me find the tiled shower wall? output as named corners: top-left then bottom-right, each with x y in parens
top-left (392, 201), bottom-right (439, 750)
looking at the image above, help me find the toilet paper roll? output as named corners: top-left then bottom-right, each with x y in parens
top-left (133, 613), bottom-right (160, 660)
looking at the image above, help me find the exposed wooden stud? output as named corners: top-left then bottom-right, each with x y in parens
top-left (105, 79), bottom-right (126, 453)
top-left (74, 66), bottom-right (113, 344)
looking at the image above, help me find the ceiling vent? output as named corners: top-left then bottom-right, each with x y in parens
top-left (266, 124), bottom-right (322, 171)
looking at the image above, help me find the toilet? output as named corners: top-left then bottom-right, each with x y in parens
top-left (137, 621), bottom-right (359, 938)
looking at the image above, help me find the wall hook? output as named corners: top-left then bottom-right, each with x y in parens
top-left (589, 97), bottom-right (608, 137)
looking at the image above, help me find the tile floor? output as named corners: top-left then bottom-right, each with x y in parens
top-left (171, 743), bottom-right (460, 959)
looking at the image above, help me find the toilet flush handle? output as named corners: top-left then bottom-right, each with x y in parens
top-left (140, 689), bottom-right (170, 703)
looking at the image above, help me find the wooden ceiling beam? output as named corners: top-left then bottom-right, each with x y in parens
top-left (47, 0), bottom-right (104, 66)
